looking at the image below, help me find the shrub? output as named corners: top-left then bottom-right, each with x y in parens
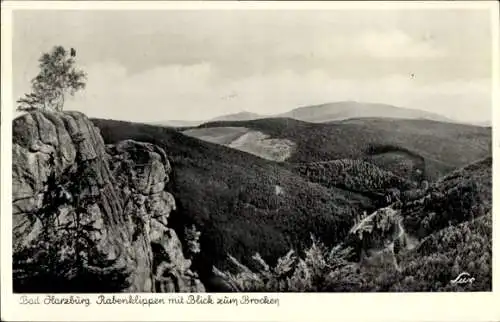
top-left (212, 236), bottom-right (358, 292)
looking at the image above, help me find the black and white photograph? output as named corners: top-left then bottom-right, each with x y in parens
top-left (3, 1), bottom-right (496, 302)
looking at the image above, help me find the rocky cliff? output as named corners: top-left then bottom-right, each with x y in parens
top-left (12, 111), bottom-right (204, 292)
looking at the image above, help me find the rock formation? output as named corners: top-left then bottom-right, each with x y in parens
top-left (12, 111), bottom-right (204, 292)
top-left (347, 207), bottom-right (410, 271)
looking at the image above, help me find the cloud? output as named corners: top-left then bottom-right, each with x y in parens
top-left (357, 30), bottom-right (444, 59)
top-left (64, 61), bottom-right (490, 124)
top-left (12, 10), bottom-right (491, 123)
top-left (15, 9), bottom-right (487, 82)
top-left (67, 62), bottom-right (225, 121)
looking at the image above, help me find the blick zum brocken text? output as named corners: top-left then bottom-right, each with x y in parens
top-left (19, 294), bottom-right (280, 307)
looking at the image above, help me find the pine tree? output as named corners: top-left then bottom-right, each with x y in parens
top-left (17, 46), bottom-right (86, 111)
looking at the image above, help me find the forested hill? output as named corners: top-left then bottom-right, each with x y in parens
top-left (92, 116), bottom-right (492, 292)
top-left (191, 117), bottom-right (491, 182)
top-left (92, 118), bottom-right (375, 279)
top-left (209, 156), bottom-right (492, 292)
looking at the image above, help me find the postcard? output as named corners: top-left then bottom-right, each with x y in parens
top-left (1, 1), bottom-right (499, 321)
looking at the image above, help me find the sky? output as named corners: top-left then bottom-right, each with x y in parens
top-left (12, 8), bottom-right (493, 123)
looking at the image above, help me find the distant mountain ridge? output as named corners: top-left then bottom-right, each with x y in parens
top-left (151, 120), bottom-right (203, 128)
top-left (211, 111), bottom-right (265, 122)
top-left (153, 112), bottom-right (266, 128)
top-left (156, 101), bottom-right (460, 127)
top-left (277, 101), bottom-right (454, 123)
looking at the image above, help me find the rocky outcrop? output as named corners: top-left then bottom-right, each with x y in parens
top-left (106, 140), bottom-right (204, 292)
top-left (347, 207), bottom-right (416, 271)
top-left (349, 207), bottom-right (403, 252)
top-left (12, 111), bottom-right (204, 292)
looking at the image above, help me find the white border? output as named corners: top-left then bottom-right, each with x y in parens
top-left (1, 2), bottom-right (499, 322)
top-left (0, 0), bottom-right (497, 10)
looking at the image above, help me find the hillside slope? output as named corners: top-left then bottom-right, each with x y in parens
top-left (400, 156), bottom-right (492, 238)
top-left (183, 127), bottom-right (296, 162)
top-left (355, 156), bottom-right (492, 291)
top-left (211, 157), bottom-right (492, 292)
top-left (190, 117), bottom-right (491, 182)
top-left (389, 157), bottom-right (492, 291)
top-left (292, 159), bottom-right (417, 206)
top-left (92, 118), bottom-right (377, 282)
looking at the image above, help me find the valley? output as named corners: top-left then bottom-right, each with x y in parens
top-left (11, 108), bottom-right (492, 293)
top-left (91, 115), bottom-right (492, 292)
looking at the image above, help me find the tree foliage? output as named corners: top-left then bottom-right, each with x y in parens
top-left (212, 236), bottom-right (364, 292)
top-left (17, 46), bottom-right (86, 111)
top-left (402, 158), bottom-right (491, 238)
top-left (213, 212), bottom-right (491, 292)
top-left (184, 224), bottom-right (202, 258)
top-left (293, 159), bottom-right (414, 207)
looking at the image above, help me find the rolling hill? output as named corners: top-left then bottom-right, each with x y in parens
top-left (186, 117), bottom-right (492, 182)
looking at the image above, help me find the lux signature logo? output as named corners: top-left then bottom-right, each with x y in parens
top-left (450, 272), bottom-right (475, 285)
